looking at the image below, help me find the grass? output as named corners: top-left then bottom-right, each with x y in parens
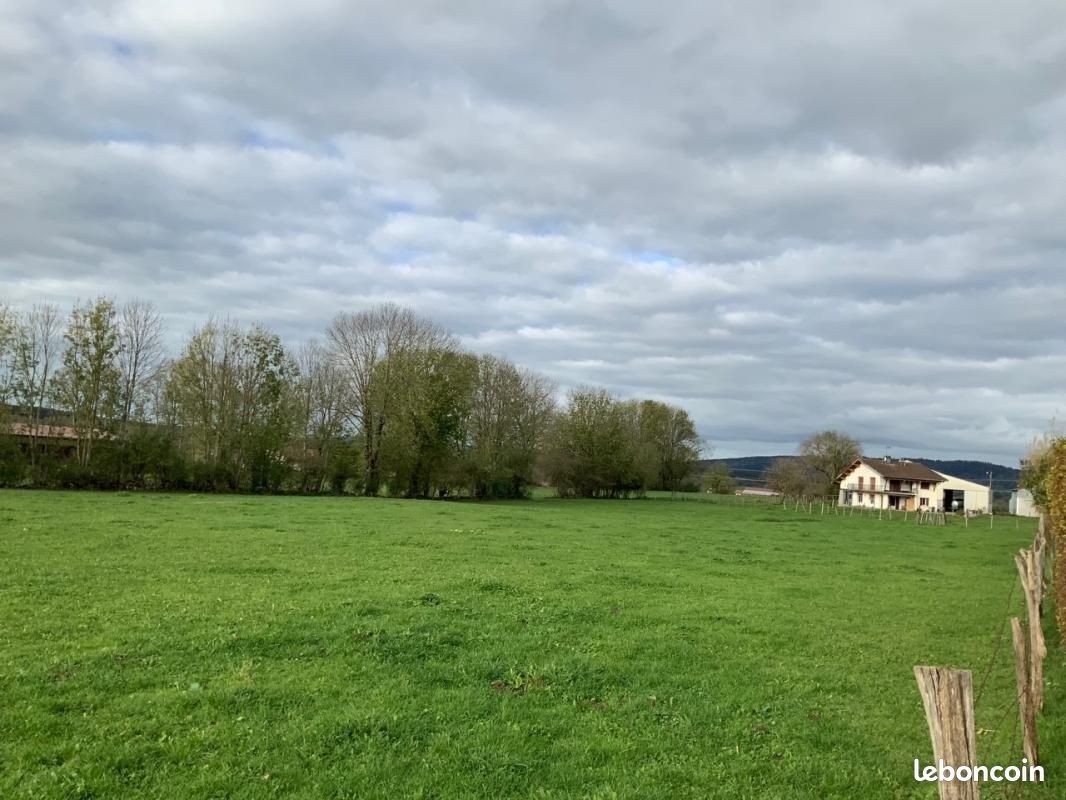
top-left (0, 490), bottom-right (1061, 799)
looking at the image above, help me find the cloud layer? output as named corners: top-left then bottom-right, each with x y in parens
top-left (3, 0), bottom-right (1065, 462)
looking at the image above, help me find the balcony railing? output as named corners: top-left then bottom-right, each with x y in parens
top-left (843, 482), bottom-right (916, 494)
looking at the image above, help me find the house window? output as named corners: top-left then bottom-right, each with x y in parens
top-left (858, 493), bottom-right (864, 503)
top-left (920, 482), bottom-right (930, 490)
top-left (869, 477), bottom-right (877, 491)
top-left (858, 477), bottom-right (864, 490)
top-left (920, 497), bottom-right (929, 507)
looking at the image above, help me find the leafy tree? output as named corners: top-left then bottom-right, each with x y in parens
top-left (378, 347), bottom-right (478, 498)
top-left (637, 400), bottom-right (701, 491)
top-left (327, 304), bottom-right (455, 495)
top-left (236, 325), bottom-right (300, 492)
top-left (463, 355), bottom-right (556, 498)
top-left (166, 320), bottom-right (298, 491)
top-left (702, 464), bottom-right (737, 494)
top-left (166, 320), bottom-right (241, 485)
top-left (798, 430), bottom-right (862, 496)
top-left (54, 298), bottom-right (122, 467)
top-left (1021, 429), bottom-right (1059, 511)
top-left (545, 389), bottom-right (646, 498)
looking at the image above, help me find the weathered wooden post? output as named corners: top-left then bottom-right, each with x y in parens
top-left (1015, 547), bottom-right (1047, 711)
top-left (914, 666), bottom-right (980, 800)
top-left (1011, 617), bottom-right (1039, 765)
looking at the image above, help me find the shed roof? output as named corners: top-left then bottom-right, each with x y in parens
top-left (8, 422), bottom-right (80, 440)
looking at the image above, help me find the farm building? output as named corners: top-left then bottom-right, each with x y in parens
top-left (1009, 489), bottom-right (1040, 518)
top-left (835, 458), bottom-right (991, 513)
top-left (933, 471), bottom-right (992, 514)
top-left (735, 487), bottom-right (781, 497)
top-left (6, 422), bottom-right (80, 459)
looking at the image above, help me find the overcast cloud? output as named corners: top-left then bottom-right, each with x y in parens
top-left (2, 1), bottom-right (1065, 463)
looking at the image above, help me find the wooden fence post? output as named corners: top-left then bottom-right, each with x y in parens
top-left (1011, 617), bottom-right (1039, 765)
top-left (914, 666), bottom-right (980, 800)
top-left (1015, 548), bottom-right (1047, 712)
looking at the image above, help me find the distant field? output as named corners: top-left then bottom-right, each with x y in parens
top-left (0, 491), bottom-right (1060, 799)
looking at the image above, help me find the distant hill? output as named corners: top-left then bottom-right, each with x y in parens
top-left (697, 456), bottom-right (784, 485)
top-left (700, 455), bottom-right (1020, 492)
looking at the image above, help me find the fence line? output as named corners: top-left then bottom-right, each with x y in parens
top-left (911, 513), bottom-right (1052, 798)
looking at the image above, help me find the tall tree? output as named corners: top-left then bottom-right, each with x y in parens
top-left (234, 324), bottom-right (300, 492)
top-left (7, 304), bottom-right (63, 471)
top-left (798, 430), bottom-right (862, 496)
top-left (117, 299), bottom-right (165, 431)
top-left (326, 304), bottom-right (454, 495)
top-left (294, 339), bottom-right (348, 493)
top-left (0, 305), bottom-right (17, 483)
top-left (545, 388), bottom-right (646, 498)
top-left (54, 298), bottom-right (123, 467)
top-left (379, 347), bottom-right (478, 497)
top-left (637, 399), bottom-right (702, 491)
top-left (0, 304), bottom-right (13, 404)
top-left (462, 356), bottom-right (556, 498)
top-left (167, 320), bottom-right (298, 491)
top-left (166, 320), bottom-right (243, 483)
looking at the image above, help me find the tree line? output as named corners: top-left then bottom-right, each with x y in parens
top-left (0, 299), bottom-right (702, 498)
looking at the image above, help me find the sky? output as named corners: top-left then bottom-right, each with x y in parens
top-left (2, 1), bottom-right (1065, 464)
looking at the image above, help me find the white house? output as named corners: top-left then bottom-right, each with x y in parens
top-left (836, 458), bottom-right (945, 511)
top-left (835, 458), bottom-right (991, 513)
top-left (1010, 489), bottom-right (1040, 518)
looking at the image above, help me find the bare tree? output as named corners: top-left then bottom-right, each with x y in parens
top-left (765, 457), bottom-right (820, 497)
top-left (0, 304), bottom-right (13, 404)
top-left (466, 356), bottom-right (556, 497)
top-left (117, 299), bottom-right (166, 431)
top-left (798, 430), bottom-right (862, 495)
top-left (295, 339), bottom-right (347, 492)
top-left (326, 303), bottom-right (455, 495)
top-left (8, 304), bottom-right (63, 470)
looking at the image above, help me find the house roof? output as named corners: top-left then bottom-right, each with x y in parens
top-left (836, 457), bottom-right (947, 484)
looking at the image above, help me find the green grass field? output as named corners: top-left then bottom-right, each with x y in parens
top-left (0, 491), bottom-right (1061, 799)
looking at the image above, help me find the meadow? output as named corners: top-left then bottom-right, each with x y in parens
top-left (0, 491), bottom-right (1061, 799)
